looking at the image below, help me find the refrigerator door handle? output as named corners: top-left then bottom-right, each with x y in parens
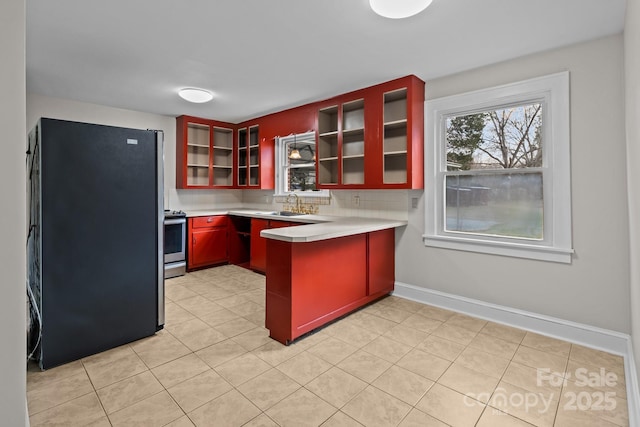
top-left (156, 130), bottom-right (165, 328)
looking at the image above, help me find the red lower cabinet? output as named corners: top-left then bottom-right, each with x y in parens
top-left (187, 216), bottom-right (228, 270)
top-left (265, 229), bottom-right (395, 344)
top-left (367, 228), bottom-right (395, 295)
top-left (250, 218), bottom-right (293, 273)
top-left (250, 219), bottom-right (269, 273)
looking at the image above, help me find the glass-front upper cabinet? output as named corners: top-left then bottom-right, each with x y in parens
top-left (176, 115), bottom-right (235, 189)
top-left (341, 99), bottom-right (365, 185)
top-left (382, 88), bottom-right (408, 185)
top-left (317, 97), bottom-right (366, 187)
top-left (315, 75), bottom-right (424, 189)
top-left (237, 125), bottom-right (260, 187)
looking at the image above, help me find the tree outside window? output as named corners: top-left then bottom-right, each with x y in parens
top-left (445, 104), bottom-right (543, 239)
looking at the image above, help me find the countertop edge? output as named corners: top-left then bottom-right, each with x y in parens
top-left (183, 208), bottom-right (407, 242)
top-left (261, 220), bottom-right (407, 243)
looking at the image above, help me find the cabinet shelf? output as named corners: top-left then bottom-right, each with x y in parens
top-left (187, 163), bottom-right (210, 168)
top-left (319, 156), bottom-right (338, 162)
top-left (343, 154), bottom-right (365, 159)
top-left (213, 145), bottom-right (233, 150)
top-left (383, 150), bottom-right (408, 156)
top-left (343, 128), bottom-right (364, 135)
top-left (188, 142), bottom-right (210, 148)
top-left (384, 119), bottom-right (408, 129)
top-left (319, 130), bottom-right (338, 137)
top-left (318, 106), bottom-right (339, 134)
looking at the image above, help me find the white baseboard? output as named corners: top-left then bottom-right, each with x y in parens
top-left (393, 281), bottom-right (640, 426)
top-left (625, 340), bottom-right (640, 427)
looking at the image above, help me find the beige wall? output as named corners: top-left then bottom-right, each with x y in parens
top-left (397, 35), bottom-right (630, 333)
top-left (1, 0), bottom-right (27, 424)
top-left (625, 0), bottom-right (640, 385)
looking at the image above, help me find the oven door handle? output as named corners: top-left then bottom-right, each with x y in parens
top-left (164, 218), bottom-right (186, 225)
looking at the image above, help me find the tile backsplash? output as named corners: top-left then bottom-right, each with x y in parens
top-left (169, 188), bottom-right (416, 220)
top-left (168, 189), bottom-right (243, 211)
top-left (244, 190), bottom-right (413, 220)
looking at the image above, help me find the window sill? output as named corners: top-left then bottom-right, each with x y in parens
top-left (423, 234), bottom-right (574, 264)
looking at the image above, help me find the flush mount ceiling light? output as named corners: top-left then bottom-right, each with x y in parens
top-left (178, 88), bottom-right (213, 103)
top-left (369, 0), bottom-right (433, 19)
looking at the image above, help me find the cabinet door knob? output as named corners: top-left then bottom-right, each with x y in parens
top-left (207, 218), bottom-right (212, 223)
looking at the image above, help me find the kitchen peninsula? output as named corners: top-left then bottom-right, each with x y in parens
top-left (260, 216), bottom-right (405, 344)
top-left (184, 210), bottom-right (406, 344)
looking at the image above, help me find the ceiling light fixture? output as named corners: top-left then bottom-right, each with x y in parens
top-left (178, 88), bottom-right (213, 103)
top-left (369, 0), bottom-right (433, 19)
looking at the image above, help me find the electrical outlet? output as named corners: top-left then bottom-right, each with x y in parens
top-left (411, 197), bottom-right (419, 208)
top-left (353, 195), bottom-right (360, 207)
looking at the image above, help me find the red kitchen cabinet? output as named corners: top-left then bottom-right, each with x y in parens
top-left (316, 75), bottom-right (424, 189)
top-left (250, 218), bottom-right (294, 273)
top-left (367, 229), bottom-right (395, 295)
top-left (176, 115), bottom-right (236, 189)
top-left (177, 75), bottom-right (423, 191)
top-left (250, 218), bottom-right (269, 272)
top-left (236, 124), bottom-right (262, 188)
top-left (187, 216), bottom-right (228, 270)
top-left (265, 228), bottom-right (396, 345)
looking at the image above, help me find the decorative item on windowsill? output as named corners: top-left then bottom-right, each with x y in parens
top-left (289, 134), bottom-right (301, 159)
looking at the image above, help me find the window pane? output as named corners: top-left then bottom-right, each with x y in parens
top-left (286, 140), bottom-right (316, 192)
top-left (445, 173), bottom-right (543, 239)
top-left (446, 103), bottom-right (542, 171)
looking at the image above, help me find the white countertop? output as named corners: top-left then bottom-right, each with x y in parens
top-left (260, 216), bottom-right (407, 242)
top-left (183, 209), bottom-right (407, 242)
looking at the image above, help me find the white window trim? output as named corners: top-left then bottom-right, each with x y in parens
top-left (424, 72), bottom-right (573, 263)
top-left (274, 131), bottom-right (330, 198)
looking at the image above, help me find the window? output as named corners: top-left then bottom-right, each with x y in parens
top-left (275, 131), bottom-right (329, 197)
top-left (424, 72), bottom-right (573, 263)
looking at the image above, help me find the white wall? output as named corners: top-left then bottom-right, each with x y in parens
top-left (1, 0), bottom-right (27, 424)
top-left (397, 35), bottom-right (630, 333)
top-left (625, 0), bottom-right (640, 387)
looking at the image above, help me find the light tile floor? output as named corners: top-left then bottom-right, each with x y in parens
top-left (27, 265), bottom-right (630, 426)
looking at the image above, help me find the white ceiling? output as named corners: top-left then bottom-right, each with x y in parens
top-left (26, 0), bottom-right (626, 123)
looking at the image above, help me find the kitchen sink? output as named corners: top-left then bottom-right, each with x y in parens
top-left (270, 211), bottom-right (306, 216)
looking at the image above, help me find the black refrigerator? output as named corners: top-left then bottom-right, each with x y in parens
top-left (27, 118), bottom-right (165, 370)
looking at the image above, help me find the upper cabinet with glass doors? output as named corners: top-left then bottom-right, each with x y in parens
top-left (315, 75), bottom-right (425, 189)
top-left (176, 75), bottom-right (424, 191)
top-left (236, 125), bottom-right (260, 187)
top-left (176, 115), bottom-right (235, 189)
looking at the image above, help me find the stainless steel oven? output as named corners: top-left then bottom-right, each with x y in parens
top-left (164, 211), bottom-right (186, 278)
